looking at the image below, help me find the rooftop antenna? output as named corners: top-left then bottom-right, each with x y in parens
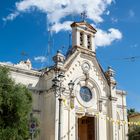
top-left (66, 31), bottom-right (72, 57)
top-left (47, 23), bottom-right (53, 66)
top-left (39, 23), bottom-right (53, 69)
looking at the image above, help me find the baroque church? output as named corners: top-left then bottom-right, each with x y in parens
top-left (0, 21), bottom-right (128, 140)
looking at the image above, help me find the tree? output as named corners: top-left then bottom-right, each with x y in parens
top-left (127, 108), bottom-right (140, 140)
top-left (127, 108), bottom-right (137, 116)
top-left (128, 126), bottom-right (140, 140)
top-left (0, 66), bottom-right (32, 140)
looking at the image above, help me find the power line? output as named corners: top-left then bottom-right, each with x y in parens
top-left (98, 55), bottom-right (140, 65)
top-left (121, 56), bottom-right (140, 62)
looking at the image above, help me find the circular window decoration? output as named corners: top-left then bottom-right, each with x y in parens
top-left (80, 86), bottom-right (92, 102)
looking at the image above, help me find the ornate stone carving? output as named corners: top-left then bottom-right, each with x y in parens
top-left (82, 62), bottom-right (90, 73)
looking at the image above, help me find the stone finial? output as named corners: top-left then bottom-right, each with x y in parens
top-left (107, 66), bottom-right (115, 77)
top-left (26, 59), bottom-right (32, 69)
top-left (15, 59), bottom-right (32, 70)
top-left (53, 50), bottom-right (65, 68)
top-left (105, 66), bottom-right (116, 86)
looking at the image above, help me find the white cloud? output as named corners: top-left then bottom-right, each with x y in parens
top-left (6, 61), bottom-right (14, 65)
top-left (0, 61), bottom-right (13, 65)
top-left (51, 21), bottom-right (72, 33)
top-left (106, 10), bottom-right (110, 15)
top-left (3, 0), bottom-right (123, 47)
top-left (48, 21), bottom-right (123, 47)
top-left (111, 17), bottom-right (118, 23)
top-left (95, 28), bottom-right (122, 47)
top-left (2, 12), bottom-right (19, 21)
top-left (34, 56), bottom-right (47, 62)
top-left (129, 9), bottom-right (135, 18)
top-left (4, 0), bottom-right (113, 24)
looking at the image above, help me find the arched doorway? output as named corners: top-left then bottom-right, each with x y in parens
top-left (78, 116), bottom-right (95, 140)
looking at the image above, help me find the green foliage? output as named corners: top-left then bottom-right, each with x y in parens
top-left (128, 126), bottom-right (140, 140)
top-left (0, 66), bottom-right (32, 140)
top-left (127, 108), bottom-right (137, 116)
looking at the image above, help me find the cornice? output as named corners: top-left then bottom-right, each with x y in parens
top-left (71, 21), bottom-right (97, 33)
top-left (117, 105), bottom-right (127, 109)
top-left (0, 63), bottom-right (42, 77)
top-left (109, 96), bottom-right (118, 101)
top-left (73, 45), bottom-right (95, 56)
top-left (116, 90), bottom-right (127, 95)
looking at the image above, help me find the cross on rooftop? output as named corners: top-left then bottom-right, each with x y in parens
top-left (81, 11), bottom-right (87, 21)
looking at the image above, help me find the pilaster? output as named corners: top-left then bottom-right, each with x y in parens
top-left (105, 66), bottom-right (117, 140)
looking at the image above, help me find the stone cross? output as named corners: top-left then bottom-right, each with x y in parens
top-left (81, 11), bottom-right (87, 21)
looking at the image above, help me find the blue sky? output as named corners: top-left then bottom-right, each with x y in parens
top-left (0, 0), bottom-right (140, 111)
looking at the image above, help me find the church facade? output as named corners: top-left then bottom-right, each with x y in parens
top-left (0, 21), bottom-right (128, 140)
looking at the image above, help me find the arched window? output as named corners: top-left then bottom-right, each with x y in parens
top-left (80, 32), bottom-right (84, 46)
top-left (87, 35), bottom-right (91, 49)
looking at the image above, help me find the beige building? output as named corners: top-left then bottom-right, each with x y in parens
top-left (128, 113), bottom-right (140, 123)
top-left (0, 21), bottom-right (128, 140)
top-left (128, 113), bottom-right (140, 131)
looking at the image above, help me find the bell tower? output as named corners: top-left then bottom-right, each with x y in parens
top-left (71, 21), bottom-right (97, 52)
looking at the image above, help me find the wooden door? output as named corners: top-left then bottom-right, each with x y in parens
top-left (78, 117), bottom-right (95, 140)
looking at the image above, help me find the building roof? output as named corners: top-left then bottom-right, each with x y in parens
top-left (0, 62), bottom-right (42, 76)
top-left (71, 21), bottom-right (97, 33)
top-left (129, 113), bottom-right (140, 118)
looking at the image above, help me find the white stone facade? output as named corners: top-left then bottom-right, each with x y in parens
top-left (0, 21), bottom-right (128, 140)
